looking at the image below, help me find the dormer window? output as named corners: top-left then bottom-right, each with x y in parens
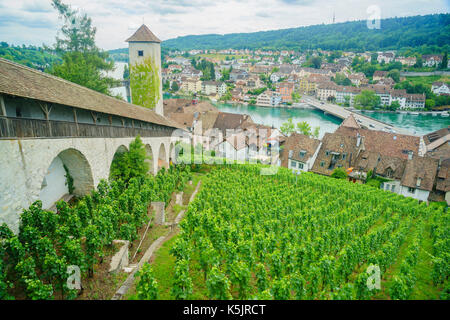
top-left (416, 178), bottom-right (422, 187)
top-left (299, 150), bottom-right (306, 158)
top-left (138, 50), bottom-right (144, 57)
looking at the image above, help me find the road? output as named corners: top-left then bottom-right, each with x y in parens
top-left (302, 96), bottom-right (414, 136)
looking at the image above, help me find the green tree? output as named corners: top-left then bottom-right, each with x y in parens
top-left (387, 101), bottom-right (400, 111)
top-left (354, 90), bottom-right (381, 109)
top-left (280, 118), bottom-right (295, 136)
top-left (388, 69), bottom-right (400, 83)
top-left (110, 136), bottom-right (149, 184)
top-left (440, 52), bottom-right (448, 69)
top-left (292, 91), bottom-right (301, 103)
top-left (296, 121), bottom-right (312, 136)
top-left (331, 168), bottom-right (348, 179)
top-left (48, 0), bottom-right (118, 95)
top-left (313, 126), bottom-right (320, 138)
top-left (425, 99), bottom-right (436, 110)
top-left (171, 81), bottom-right (179, 92)
top-left (123, 64), bottom-right (130, 80)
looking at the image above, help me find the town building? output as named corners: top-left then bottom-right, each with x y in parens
top-left (281, 133), bottom-right (321, 172)
top-left (277, 82), bottom-right (295, 103)
top-left (431, 82), bottom-right (450, 96)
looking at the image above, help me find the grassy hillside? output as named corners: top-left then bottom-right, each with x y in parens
top-left (162, 14), bottom-right (450, 52)
top-left (0, 43), bottom-right (60, 70)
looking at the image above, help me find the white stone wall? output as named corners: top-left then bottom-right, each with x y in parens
top-left (0, 136), bottom-right (176, 233)
top-left (398, 185), bottom-right (430, 202)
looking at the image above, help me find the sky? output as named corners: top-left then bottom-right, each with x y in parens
top-left (0, 0), bottom-right (449, 50)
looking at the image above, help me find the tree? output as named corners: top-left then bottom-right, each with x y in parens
top-left (309, 56), bottom-right (322, 69)
top-left (354, 90), bottom-right (381, 109)
top-left (414, 56), bottom-right (423, 68)
top-left (371, 53), bottom-right (378, 65)
top-left (48, 0), bottom-right (118, 96)
top-left (313, 126), bottom-right (320, 138)
top-left (123, 64), bottom-right (129, 80)
top-left (440, 52), bottom-right (448, 70)
top-left (171, 81), bottom-right (179, 92)
top-left (344, 95), bottom-right (351, 107)
top-left (425, 99), bottom-right (436, 110)
top-left (388, 69), bottom-right (400, 83)
top-left (110, 136), bottom-right (149, 184)
top-left (331, 168), bottom-right (348, 179)
top-left (296, 121), bottom-right (312, 136)
top-left (280, 118), bottom-right (295, 136)
top-left (291, 91), bottom-right (301, 103)
top-left (387, 101), bottom-right (400, 111)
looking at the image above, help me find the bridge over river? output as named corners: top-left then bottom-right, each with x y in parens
top-left (302, 96), bottom-right (413, 136)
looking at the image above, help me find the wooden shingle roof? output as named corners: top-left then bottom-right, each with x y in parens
top-left (401, 156), bottom-right (439, 191)
top-left (281, 133), bottom-right (321, 168)
top-left (126, 24), bottom-right (161, 43)
top-left (0, 58), bottom-right (181, 129)
top-left (335, 126), bottom-right (420, 160)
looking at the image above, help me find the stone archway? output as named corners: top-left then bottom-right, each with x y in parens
top-left (169, 142), bottom-right (175, 166)
top-left (145, 144), bottom-right (155, 175)
top-left (39, 148), bottom-right (94, 209)
top-left (109, 145), bottom-right (129, 179)
top-left (158, 143), bottom-right (168, 171)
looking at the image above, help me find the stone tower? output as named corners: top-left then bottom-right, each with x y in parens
top-left (126, 24), bottom-right (163, 115)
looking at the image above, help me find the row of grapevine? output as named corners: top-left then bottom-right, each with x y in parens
top-left (0, 164), bottom-right (192, 300)
top-left (161, 164), bottom-right (446, 300)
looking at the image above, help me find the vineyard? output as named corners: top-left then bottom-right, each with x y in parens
top-left (0, 163), bottom-right (192, 300)
top-left (139, 165), bottom-right (448, 300)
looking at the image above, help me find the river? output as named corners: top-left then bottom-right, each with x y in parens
top-left (212, 102), bottom-right (449, 138)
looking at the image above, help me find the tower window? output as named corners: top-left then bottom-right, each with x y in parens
top-left (138, 50), bottom-right (144, 57)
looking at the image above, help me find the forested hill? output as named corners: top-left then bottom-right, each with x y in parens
top-left (162, 14), bottom-right (450, 52)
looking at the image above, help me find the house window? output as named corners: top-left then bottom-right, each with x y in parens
top-left (299, 151), bottom-right (306, 158)
top-left (408, 187), bottom-right (415, 194)
top-left (16, 107), bottom-right (22, 118)
top-left (138, 50), bottom-right (144, 57)
top-left (291, 161), bottom-right (296, 168)
top-left (342, 153), bottom-right (347, 160)
top-left (320, 161), bottom-right (325, 167)
top-left (325, 151), bottom-right (329, 156)
top-left (298, 163), bottom-right (304, 169)
top-left (391, 185), bottom-right (395, 192)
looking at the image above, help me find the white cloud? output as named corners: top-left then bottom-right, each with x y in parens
top-left (0, 0), bottom-right (448, 49)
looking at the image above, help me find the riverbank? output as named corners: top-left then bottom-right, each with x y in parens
top-left (164, 93), bottom-right (449, 136)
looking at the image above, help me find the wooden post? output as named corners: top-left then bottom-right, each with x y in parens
top-left (73, 108), bottom-right (79, 137)
top-left (0, 94), bottom-right (10, 136)
top-left (90, 111), bottom-right (97, 124)
top-left (0, 94), bottom-right (6, 116)
top-left (38, 102), bottom-right (52, 137)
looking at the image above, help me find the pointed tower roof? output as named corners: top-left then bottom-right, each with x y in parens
top-left (126, 24), bottom-right (161, 43)
top-left (341, 114), bottom-right (360, 129)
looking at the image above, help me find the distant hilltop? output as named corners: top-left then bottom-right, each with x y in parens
top-left (161, 14), bottom-right (449, 52)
